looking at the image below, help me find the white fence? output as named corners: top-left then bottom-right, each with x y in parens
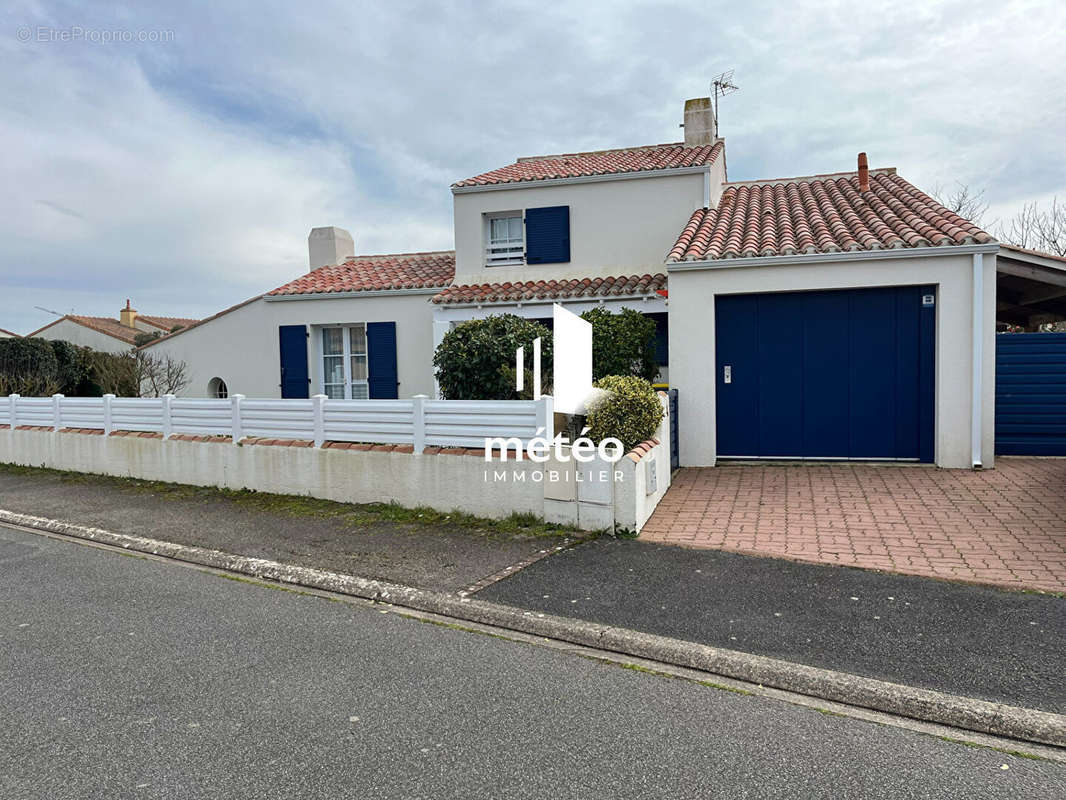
top-left (1, 393), bottom-right (553, 454)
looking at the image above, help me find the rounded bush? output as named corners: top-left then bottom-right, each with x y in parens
top-left (434, 314), bottom-right (553, 400)
top-left (585, 375), bottom-right (664, 452)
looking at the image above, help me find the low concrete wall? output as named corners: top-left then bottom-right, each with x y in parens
top-left (0, 429), bottom-right (544, 522)
top-left (1, 405), bottom-right (674, 532)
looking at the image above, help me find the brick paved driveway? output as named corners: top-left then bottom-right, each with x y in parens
top-left (640, 458), bottom-right (1066, 593)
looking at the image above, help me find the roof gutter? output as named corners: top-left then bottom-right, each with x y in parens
top-left (432, 292), bottom-right (666, 311)
top-left (666, 242), bottom-right (1000, 272)
top-left (452, 165), bottom-right (712, 194)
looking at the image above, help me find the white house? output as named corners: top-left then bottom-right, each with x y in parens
top-left (143, 97), bottom-right (1066, 469)
top-left (0, 328), bottom-right (18, 339)
top-left (27, 301), bottom-right (199, 354)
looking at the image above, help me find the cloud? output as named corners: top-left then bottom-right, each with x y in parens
top-left (1, 0), bottom-right (1063, 334)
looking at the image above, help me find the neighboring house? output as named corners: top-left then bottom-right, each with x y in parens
top-left (0, 328), bottom-right (18, 338)
top-left (27, 301), bottom-right (199, 354)
top-left (144, 96), bottom-right (1066, 469)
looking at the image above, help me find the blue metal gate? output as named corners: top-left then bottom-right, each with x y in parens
top-left (995, 332), bottom-right (1066, 455)
top-left (715, 286), bottom-right (935, 461)
top-left (669, 388), bottom-right (679, 470)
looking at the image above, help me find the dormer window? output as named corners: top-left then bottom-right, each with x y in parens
top-left (485, 211), bottom-right (524, 266)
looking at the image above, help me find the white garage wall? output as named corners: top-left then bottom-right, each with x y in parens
top-left (145, 291), bottom-right (439, 399)
top-left (668, 249), bottom-right (997, 470)
top-left (31, 319), bottom-right (132, 353)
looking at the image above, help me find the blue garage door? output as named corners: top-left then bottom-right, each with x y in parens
top-left (716, 286), bottom-right (935, 461)
top-left (995, 332), bottom-right (1066, 455)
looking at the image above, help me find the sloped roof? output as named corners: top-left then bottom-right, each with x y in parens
top-left (0, 328), bottom-right (19, 337)
top-left (454, 141), bottom-right (724, 188)
top-left (431, 273), bottom-right (668, 305)
top-left (668, 168), bottom-right (994, 262)
top-left (269, 251), bottom-right (456, 296)
top-left (27, 312), bottom-right (200, 344)
top-left (139, 315), bottom-right (200, 331)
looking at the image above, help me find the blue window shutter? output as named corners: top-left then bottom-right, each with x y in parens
top-left (279, 325), bottom-right (309, 398)
top-left (525, 206), bottom-right (570, 264)
top-left (367, 321), bottom-right (399, 399)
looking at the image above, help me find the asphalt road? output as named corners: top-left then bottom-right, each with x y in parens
top-left (2, 525), bottom-right (1063, 799)
top-left (479, 538), bottom-right (1066, 712)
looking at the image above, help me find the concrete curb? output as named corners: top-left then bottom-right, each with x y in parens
top-left (4, 507), bottom-right (1065, 750)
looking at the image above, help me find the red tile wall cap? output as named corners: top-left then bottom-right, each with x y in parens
top-left (667, 169), bottom-right (994, 262)
top-left (432, 273), bottom-right (668, 305)
top-left (455, 141), bottom-right (724, 187)
top-left (269, 251), bottom-right (455, 296)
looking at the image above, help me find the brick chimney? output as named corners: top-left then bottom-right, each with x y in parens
top-left (858, 152), bottom-right (870, 192)
top-left (682, 97), bottom-right (716, 147)
top-left (120, 299), bottom-right (137, 328)
top-left (308, 226), bottom-right (355, 272)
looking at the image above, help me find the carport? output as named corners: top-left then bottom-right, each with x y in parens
top-left (995, 245), bottom-right (1066, 456)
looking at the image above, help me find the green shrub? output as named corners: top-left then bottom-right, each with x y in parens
top-left (434, 315), bottom-right (553, 400)
top-left (0, 338), bottom-right (62, 396)
top-left (585, 375), bottom-right (664, 452)
top-left (48, 340), bottom-right (88, 394)
top-left (134, 330), bottom-right (161, 347)
top-left (581, 306), bottom-right (658, 382)
top-left (80, 350), bottom-right (139, 397)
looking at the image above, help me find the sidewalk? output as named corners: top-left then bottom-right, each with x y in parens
top-left (479, 537), bottom-right (1066, 714)
top-left (2, 464), bottom-right (1063, 717)
top-left (0, 465), bottom-right (572, 594)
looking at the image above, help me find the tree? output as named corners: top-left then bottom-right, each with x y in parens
top-left (995, 197), bottom-right (1066, 257)
top-left (134, 330), bottom-right (162, 347)
top-left (933, 182), bottom-right (989, 227)
top-left (434, 315), bottom-right (553, 400)
top-left (134, 350), bottom-right (190, 397)
top-left (580, 306), bottom-right (658, 382)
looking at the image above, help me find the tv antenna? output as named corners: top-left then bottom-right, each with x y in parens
top-left (34, 305), bottom-right (64, 317)
top-left (711, 70), bottom-right (739, 137)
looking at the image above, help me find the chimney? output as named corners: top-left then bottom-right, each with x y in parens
top-left (682, 97), bottom-right (716, 147)
top-left (120, 299), bottom-right (137, 328)
top-left (858, 152), bottom-right (870, 192)
top-left (308, 226), bottom-right (355, 272)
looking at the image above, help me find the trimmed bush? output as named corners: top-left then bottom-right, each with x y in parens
top-left (585, 375), bottom-right (664, 452)
top-left (581, 306), bottom-right (658, 382)
top-left (0, 338), bottom-right (61, 396)
top-left (434, 315), bottom-right (553, 400)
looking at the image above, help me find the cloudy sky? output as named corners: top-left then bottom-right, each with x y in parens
top-left (2, 0), bottom-right (1063, 334)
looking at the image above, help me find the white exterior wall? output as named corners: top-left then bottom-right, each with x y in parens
top-left (452, 168), bottom-right (720, 285)
top-left (668, 251), bottom-right (997, 470)
top-left (145, 292), bottom-right (438, 399)
top-left (31, 319), bottom-right (132, 353)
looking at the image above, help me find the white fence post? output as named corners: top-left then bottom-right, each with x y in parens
top-left (162, 394), bottom-right (174, 440)
top-left (538, 395), bottom-right (554, 442)
top-left (412, 394), bottom-right (427, 454)
top-left (312, 394), bottom-right (326, 448)
top-left (52, 393), bottom-right (64, 431)
top-left (102, 394), bottom-right (114, 435)
top-left (231, 394), bottom-right (245, 444)
top-left (9, 394), bottom-right (19, 429)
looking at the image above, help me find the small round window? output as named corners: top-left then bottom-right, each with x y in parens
top-left (208, 377), bottom-right (228, 399)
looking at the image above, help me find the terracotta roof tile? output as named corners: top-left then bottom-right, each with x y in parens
top-left (454, 141), bottom-right (724, 188)
top-left (668, 169), bottom-right (994, 262)
top-left (28, 312), bottom-right (200, 345)
top-left (269, 251), bottom-right (455, 296)
top-left (431, 273), bottom-right (667, 305)
top-left (138, 315), bottom-right (200, 331)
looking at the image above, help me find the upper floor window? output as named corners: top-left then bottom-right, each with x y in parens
top-left (485, 212), bottom-right (524, 266)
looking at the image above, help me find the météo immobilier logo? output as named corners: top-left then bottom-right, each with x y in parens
top-left (482, 304), bottom-right (625, 484)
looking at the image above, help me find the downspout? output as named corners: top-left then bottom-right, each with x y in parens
top-left (703, 168), bottom-right (711, 208)
top-left (971, 252), bottom-right (984, 468)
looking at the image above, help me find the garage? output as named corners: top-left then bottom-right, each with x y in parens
top-left (715, 285), bottom-right (936, 461)
top-left (995, 332), bottom-right (1066, 455)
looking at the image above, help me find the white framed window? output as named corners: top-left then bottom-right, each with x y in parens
top-left (320, 324), bottom-right (369, 399)
top-left (485, 211), bottom-right (524, 266)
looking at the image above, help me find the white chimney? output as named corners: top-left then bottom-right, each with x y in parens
top-left (308, 226), bottom-right (355, 272)
top-left (682, 97), bottom-right (716, 147)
